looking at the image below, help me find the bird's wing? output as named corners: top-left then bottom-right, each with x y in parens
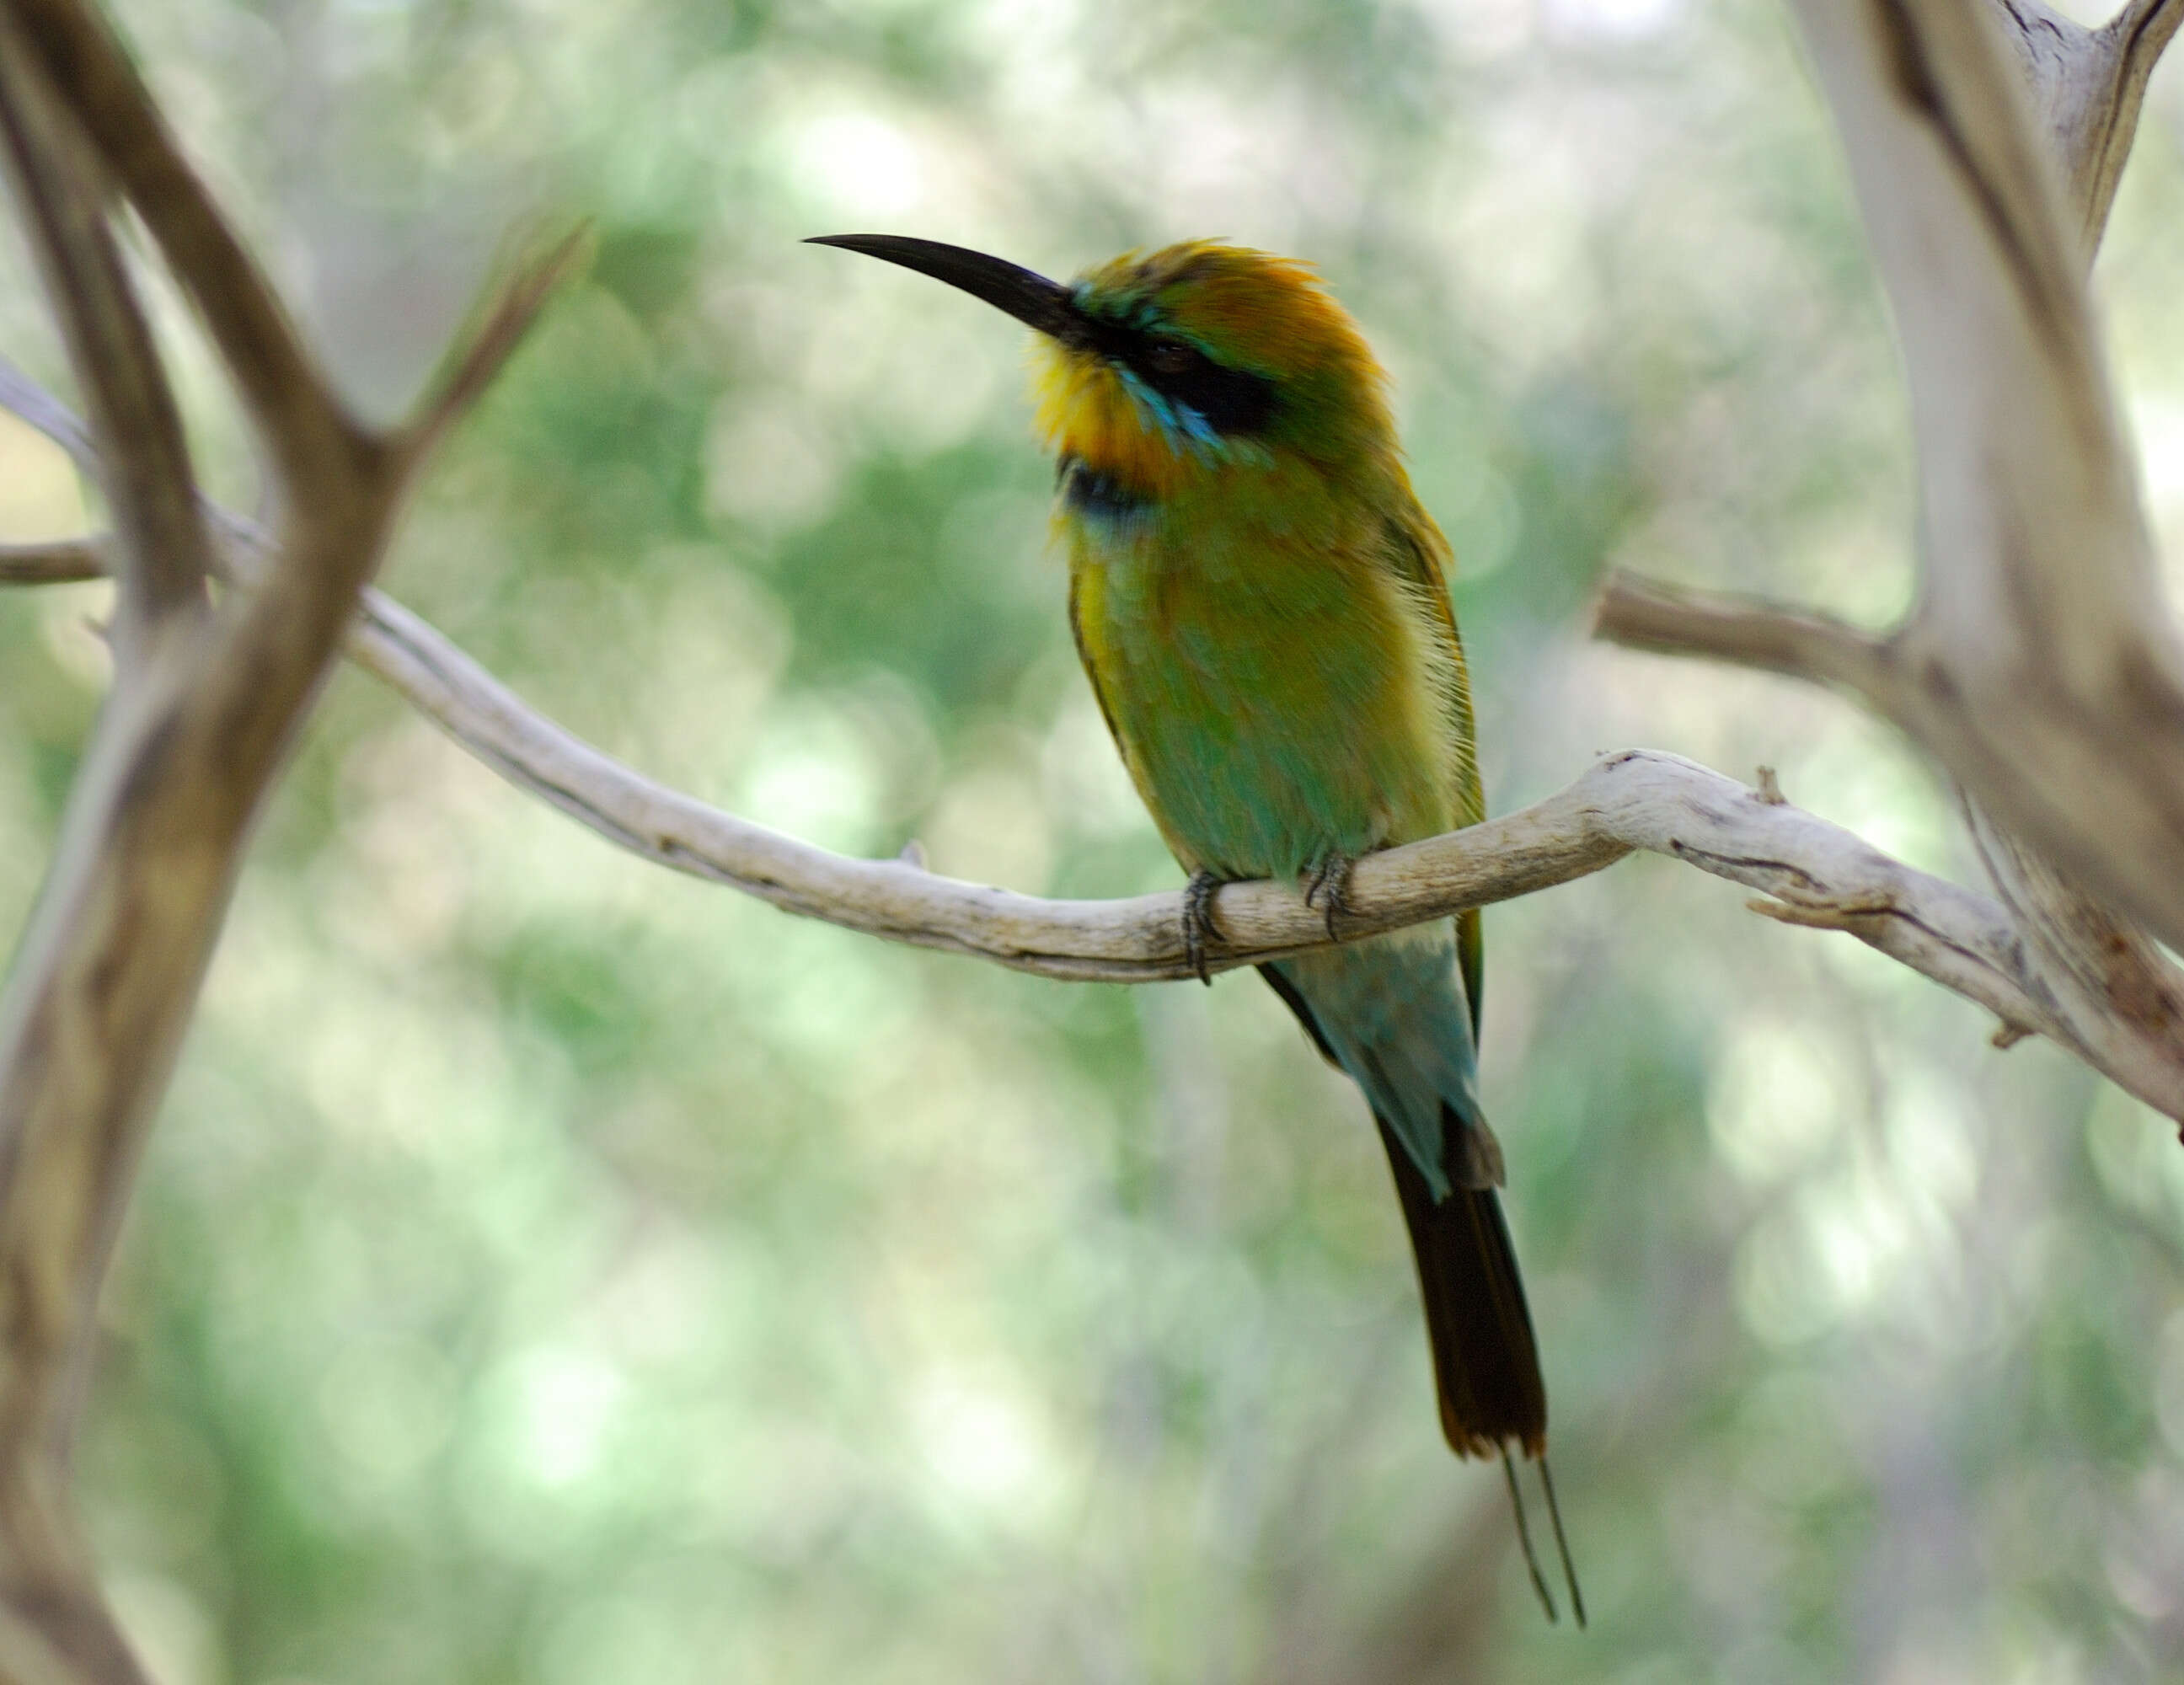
top-left (1066, 561), bottom-right (1204, 875)
top-left (1377, 501), bottom-right (1482, 825)
top-left (1378, 501), bottom-right (1485, 1035)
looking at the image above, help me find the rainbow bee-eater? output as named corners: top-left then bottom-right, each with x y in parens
top-left (811, 234), bottom-right (1581, 1622)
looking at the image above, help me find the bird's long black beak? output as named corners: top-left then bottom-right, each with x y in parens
top-left (806, 234), bottom-right (1078, 340)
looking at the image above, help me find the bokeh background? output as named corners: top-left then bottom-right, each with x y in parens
top-left (3, 0), bottom-right (2184, 1677)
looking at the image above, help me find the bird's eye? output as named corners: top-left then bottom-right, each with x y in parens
top-left (1145, 340), bottom-right (1196, 375)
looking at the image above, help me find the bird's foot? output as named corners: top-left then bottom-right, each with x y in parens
top-left (1182, 869), bottom-right (1223, 986)
top-left (1302, 853), bottom-right (1355, 940)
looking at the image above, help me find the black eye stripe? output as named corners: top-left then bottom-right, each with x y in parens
top-left (1128, 342), bottom-right (1278, 436)
top-left (1064, 313), bottom-right (1281, 439)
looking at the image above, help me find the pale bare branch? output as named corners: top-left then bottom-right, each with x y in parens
top-left (3, 361), bottom-right (2174, 1126)
top-left (1777, 0), bottom-right (2184, 955)
top-left (1958, 795), bottom-right (2184, 1099)
top-left (1609, 0), bottom-right (2184, 953)
top-left (1993, 0), bottom-right (2184, 250)
top-left (290, 585), bottom-right (2184, 1109)
top-left (1598, 0), bottom-right (2184, 1116)
top-left (1969, 0), bottom-right (2184, 1100)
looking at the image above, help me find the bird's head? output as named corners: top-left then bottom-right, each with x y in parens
top-left (808, 235), bottom-right (1399, 506)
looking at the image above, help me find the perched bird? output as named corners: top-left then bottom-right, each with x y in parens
top-left (810, 233), bottom-right (1581, 1623)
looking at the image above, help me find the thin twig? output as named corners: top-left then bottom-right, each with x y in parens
top-left (1591, 572), bottom-right (1904, 704)
top-left (398, 224), bottom-right (593, 465)
top-left (0, 358), bottom-right (94, 473)
top-left (0, 540), bottom-right (102, 584)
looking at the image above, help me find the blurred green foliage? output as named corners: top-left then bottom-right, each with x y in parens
top-left (3, 0), bottom-right (2184, 1677)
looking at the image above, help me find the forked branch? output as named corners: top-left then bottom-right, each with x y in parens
top-left (1595, 0), bottom-right (2184, 1115)
top-left (0, 3), bottom-right (579, 1679)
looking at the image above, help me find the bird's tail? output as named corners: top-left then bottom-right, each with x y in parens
top-left (1373, 1108), bottom-right (1542, 1458)
top-left (1258, 950), bottom-right (1546, 1447)
top-left (1258, 956), bottom-right (1585, 1623)
top-left (1376, 1111), bottom-right (1583, 1624)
